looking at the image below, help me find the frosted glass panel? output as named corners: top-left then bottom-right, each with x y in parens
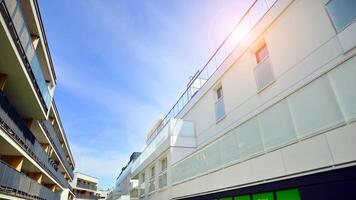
top-left (288, 76), bottom-right (344, 138)
top-left (215, 98), bottom-right (226, 121)
top-left (205, 140), bottom-right (222, 171)
top-left (219, 131), bottom-right (239, 164)
top-left (236, 118), bottom-right (264, 159)
top-left (172, 120), bottom-right (195, 137)
top-left (258, 100), bottom-right (297, 150)
top-left (195, 150), bottom-right (208, 174)
top-left (254, 59), bottom-right (274, 91)
top-left (181, 156), bottom-right (194, 181)
top-left (328, 56), bottom-right (356, 121)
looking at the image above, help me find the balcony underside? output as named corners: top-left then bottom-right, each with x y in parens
top-left (0, 130), bottom-right (59, 190)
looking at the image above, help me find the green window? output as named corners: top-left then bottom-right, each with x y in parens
top-left (252, 192), bottom-right (274, 200)
top-left (235, 195), bottom-right (251, 200)
top-left (276, 189), bottom-right (301, 200)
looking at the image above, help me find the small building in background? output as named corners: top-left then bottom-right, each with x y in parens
top-left (71, 172), bottom-right (99, 200)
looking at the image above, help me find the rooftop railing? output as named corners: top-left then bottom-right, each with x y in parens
top-left (0, 91), bottom-right (71, 189)
top-left (1, 0), bottom-right (51, 111)
top-left (40, 120), bottom-right (74, 179)
top-left (0, 160), bottom-right (60, 200)
top-left (146, 0), bottom-right (277, 146)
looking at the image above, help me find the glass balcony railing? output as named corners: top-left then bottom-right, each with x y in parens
top-left (2, 0), bottom-right (51, 111)
top-left (0, 91), bottom-right (71, 190)
top-left (40, 120), bottom-right (74, 179)
top-left (74, 193), bottom-right (98, 200)
top-left (76, 182), bottom-right (97, 191)
top-left (131, 119), bottom-right (195, 173)
top-left (145, 0), bottom-right (277, 146)
top-left (0, 160), bottom-right (60, 200)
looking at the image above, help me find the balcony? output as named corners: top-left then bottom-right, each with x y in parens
top-left (131, 119), bottom-right (195, 175)
top-left (40, 120), bottom-right (74, 179)
top-left (0, 91), bottom-right (71, 189)
top-left (0, 160), bottom-right (60, 200)
top-left (1, 0), bottom-right (52, 113)
top-left (76, 182), bottom-right (97, 191)
top-left (75, 193), bottom-right (97, 200)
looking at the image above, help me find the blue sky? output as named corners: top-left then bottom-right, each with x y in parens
top-left (38, 0), bottom-right (252, 189)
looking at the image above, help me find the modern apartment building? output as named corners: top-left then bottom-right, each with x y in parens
top-left (108, 152), bottom-right (141, 200)
top-left (70, 172), bottom-right (99, 200)
top-left (97, 189), bottom-right (110, 200)
top-left (0, 0), bottom-right (76, 199)
top-left (115, 0), bottom-right (356, 199)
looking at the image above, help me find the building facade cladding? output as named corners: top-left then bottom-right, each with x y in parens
top-left (119, 0), bottom-right (356, 199)
top-left (0, 0), bottom-right (75, 199)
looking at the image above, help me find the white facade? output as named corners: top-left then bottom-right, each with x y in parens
top-left (115, 0), bottom-right (356, 199)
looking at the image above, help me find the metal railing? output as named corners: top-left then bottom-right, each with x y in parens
top-left (0, 160), bottom-right (60, 200)
top-left (145, 0), bottom-right (277, 146)
top-left (76, 182), bottom-right (97, 191)
top-left (1, 0), bottom-right (51, 111)
top-left (74, 193), bottom-right (97, 200)
top-left (0, 91), bottom-right (71, 189)
top-left (40, 120), bottom-right (74, 179)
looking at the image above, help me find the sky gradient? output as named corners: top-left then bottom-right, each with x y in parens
top-left (38, 0), bottom-right (252, 189)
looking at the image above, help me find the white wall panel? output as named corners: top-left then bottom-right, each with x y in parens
top-left (281, 134), bottom-right (333, 174)
top-left (249, 150), bottom-right (286, 180)
top-left (326, 122), bottom-right (356, 165)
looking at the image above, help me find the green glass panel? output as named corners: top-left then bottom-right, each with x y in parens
top-left (252, 192), bottom-right (274, 200)
top-left (235, 195), bottom-right (251, 200)
top-left (276, 189), bottom-right (301, 200)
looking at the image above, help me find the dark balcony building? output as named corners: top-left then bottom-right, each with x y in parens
top-left (0, 0), bottom-right (75, 199)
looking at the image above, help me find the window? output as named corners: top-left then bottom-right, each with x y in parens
top-left (148, 166), bottom-right (156, 193)
top-left (253, 43), bottom-right (274, 92)
top-left (139, 173), bottom-right (145, 197)
top-left (216, 86), bottom-right (223, 99)
top-left (159, 157), bottom-right (168, 188)
top-left (160, 157), bottom-right (167, 172)
top-left (326, 0), bottom-right (356, 32)
top-left (214, 85), bottom-right (225, 121)
top-left (150, 166), bottom-right (155, 179)
top-left (255, 44), bottom-right (269, 63)
top-left (141, 173), bottom-right (145, 182)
